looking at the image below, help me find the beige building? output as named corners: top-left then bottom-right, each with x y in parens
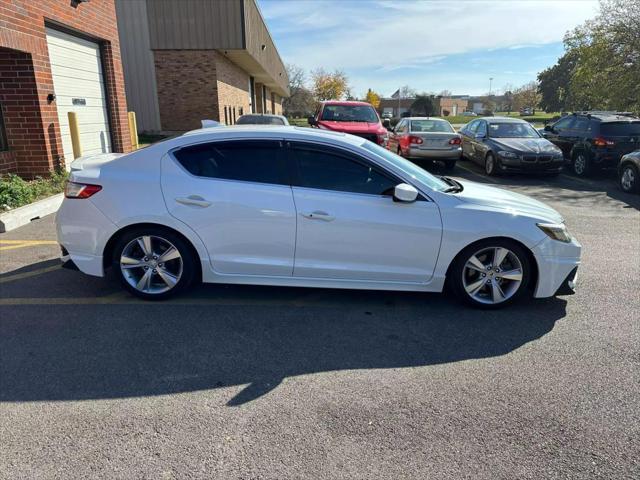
top-left (115, 0), bottom-right (289, 132)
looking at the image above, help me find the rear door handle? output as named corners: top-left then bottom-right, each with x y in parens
top-left (301, 210), bottom-right (334, 221)
top-left (175, 195), bottom-right (211, 208)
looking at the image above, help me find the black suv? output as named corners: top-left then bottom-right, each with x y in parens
top-left (542, 112), bottom-right (640, 176)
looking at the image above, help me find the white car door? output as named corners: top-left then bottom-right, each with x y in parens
top-left (288, 141), bottom-right (442, 283)
top-left (161, 139), bottom-right (296, 276)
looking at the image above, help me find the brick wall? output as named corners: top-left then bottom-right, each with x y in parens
top-left (154, 50), bottom-right (219, 131)
top-left (0, 0), bottom-right (131, 177)
top-left (215, 52), bottom-right (250, 125)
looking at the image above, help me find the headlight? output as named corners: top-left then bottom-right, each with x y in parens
top-left (537, 223), bottom-right (572, 243)
top-left (498, 150), bottom-right (518, 158)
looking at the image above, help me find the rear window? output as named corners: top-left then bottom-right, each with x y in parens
top-left (173, 140), bottom-right (287, 185)
top-left (600, 122), bottom-right (640, 136)
top-left (410, 120), bottom-right (454, 133)
top-left (320, 105), bottom-right (379, 123)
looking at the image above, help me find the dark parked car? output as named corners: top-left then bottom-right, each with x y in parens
top-left (459, 117), bottom-right (564, 176)
top-left (235, 114), bottom-right (289, 126)
top-left (542, 112), bottom-right (640, 177)
top-left (618, 150), bottom-right (640, 193)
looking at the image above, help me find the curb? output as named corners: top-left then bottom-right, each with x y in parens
top-left (0, 193), bottom-right (64, 233)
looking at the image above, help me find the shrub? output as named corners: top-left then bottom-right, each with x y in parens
top-left (0, 170), bottom-right (68, 211)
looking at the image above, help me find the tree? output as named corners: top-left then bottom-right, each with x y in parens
top-left (282, 64), bottom-right (316, 117)
top-left (536, 0), bottom-right (640, 113)
top-left (537, 50), bottom-right (578, 112)
top-left (439, 90), bottom-right (452, 97)
top-left (410, 95), bottom-right (435, 116)
top-left (311, 68), bottom-right (349, 101)
top-left (511, 81), bottom-right (541, 111)
top-left (364, 88), bottom-right (381, 108)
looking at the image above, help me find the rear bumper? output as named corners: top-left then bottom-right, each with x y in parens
top-left (56, 198), bottom-right (116, 277)
top-left (407, 147), bottom-right (462, 160)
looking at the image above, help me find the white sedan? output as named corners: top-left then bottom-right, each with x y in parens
top-left (57, 126), bottom-right (581, 308)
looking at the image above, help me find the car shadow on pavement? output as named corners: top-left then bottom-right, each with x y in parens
top-left (0, 262), bottom-right (568, 406)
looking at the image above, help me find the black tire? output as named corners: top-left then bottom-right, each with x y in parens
top-left (572, 151), bottom-right (592, 177)
top-left (443, 159), bottom-right (457, 171)
top-left (112, 227), bottom-right (197, 300)
top-left (485, 153), bottom-right (499, 176)
top-left (619, 163), bottom-right (640, 193)
top-left (448, 238), bottom-right (532, 309)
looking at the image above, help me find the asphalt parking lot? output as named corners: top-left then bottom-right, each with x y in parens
top-left (1, 162), bottom-right (639, 479)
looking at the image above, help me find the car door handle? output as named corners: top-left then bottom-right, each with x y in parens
top-left (301, 211), bottom-right (334, 221)
top-left (175, 195), bottom-right (211, 208)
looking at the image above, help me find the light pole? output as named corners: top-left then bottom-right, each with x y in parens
top-left (489, 77), bottom-right (494, 96)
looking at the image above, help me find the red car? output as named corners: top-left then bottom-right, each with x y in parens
top-left (308, 101), bottom-right (388, 146)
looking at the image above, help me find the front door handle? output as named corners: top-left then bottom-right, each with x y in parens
top-left (175, 195), bottom-right (211, 208)
top-left (301, 210), bottom-right (334, 221)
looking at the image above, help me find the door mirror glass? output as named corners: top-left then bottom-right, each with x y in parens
top-left (307, 116), bottom-right (316, 126)
top-left (393, 183), bottom-right (419, 203)
top-left (544, 125), bottom-right (552, 132)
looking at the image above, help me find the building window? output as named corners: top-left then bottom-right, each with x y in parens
top-left (233, 107), bottom-right (236, 124)
top-left (0, 105), bottom-right (8, 152)
top-left (249, 77), bottom-right (256, 113)
top-left (224, 106), bottom-right (229, 125)
top-left (262, 85), bottom-right (267, 113)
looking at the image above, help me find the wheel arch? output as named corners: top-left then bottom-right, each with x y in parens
top-left (102, 223), bottom-right (203, 281)
top-left (444, 236), bottom-right (539, 292)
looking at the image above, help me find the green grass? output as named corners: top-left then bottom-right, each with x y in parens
top-left (287, 117), bottom-right (310, 127)
top-left (0, 170), bottom-right (69, 211)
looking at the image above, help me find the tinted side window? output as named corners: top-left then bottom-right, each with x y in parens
top-left (292, 145), bottom-right (396, 195)
top-left (572, 117), bottom-right (591, 132)
top-left (476, 121), bottom-right (487, 136)
top-left (174, 140), bottom-right (286, 185)
top-left (466, 120), bottom-right (479, 134)
top-left (553, 117), bottom-right (574, 131)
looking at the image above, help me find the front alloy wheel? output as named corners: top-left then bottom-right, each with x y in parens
top-left (485, 153), bottom-right (499, 176)
top-left (450, 240), bottom-right (531, 308)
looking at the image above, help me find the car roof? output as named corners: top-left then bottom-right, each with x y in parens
top-left (483, 116), bottom-right (528, 123)
top-left (404, 117), bottom-right (450, 122)
top-left (321, 100), bottom-right (373, 107)
top-left (180, 125), bottom-right (366, 146)
top-left (573, 112), bottom-right (640, 123)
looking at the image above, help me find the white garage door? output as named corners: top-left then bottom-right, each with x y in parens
top-left (46, 28), bottom-right (111, 163)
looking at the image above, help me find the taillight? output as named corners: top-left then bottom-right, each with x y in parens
top-left (449, 137), bottom-right (462, 145)
top-left (409, 135), bottom-right (423, 145)
top-left (65, 181), bottom-right (102, 199)
top-left (593, 136), bottom-right (615, 147)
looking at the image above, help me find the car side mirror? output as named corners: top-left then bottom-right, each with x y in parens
top-left (307, 116), bottom-right (316, 126)
top-left (393, 183), bottom-right (419, 203)
top-left (382, 119), bottom-right (391, 129)
top-left (544, 125), bottom-right (552, 132)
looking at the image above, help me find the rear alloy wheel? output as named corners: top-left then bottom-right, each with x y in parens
top-left (449, 240), bottom-right (531, 308)
top-left (113, 229), bottom-right (196, 300)
top-left (572, 152), bottom-right (591, 177)
top-left (619, 163), bottom-right (639, 193)
top-left (485, 153), bottom-right (499, 176)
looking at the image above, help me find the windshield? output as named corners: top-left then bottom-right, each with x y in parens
top-left (236, 115), bottom-right (285, 125)
top-left (320, 105), bottom-right (379, 123)
top-left (600, 122), bottom-right (640, 136)
top-left (488, 122), bottom-right (540, 138)
top-left (410, 120), bottom-right (454, 133)
top-left (361, 141), bottom-right (449, 192)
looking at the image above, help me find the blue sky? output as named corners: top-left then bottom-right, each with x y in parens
top-left (258, 0), bottom-right (600, 97)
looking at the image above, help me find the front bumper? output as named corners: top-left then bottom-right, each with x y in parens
top-left (407, 147), bottom-right (462, 160)
top-left (531, 236), bottom-right (582, 298)
top-left (498, 154), bottom-right (565, 172)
